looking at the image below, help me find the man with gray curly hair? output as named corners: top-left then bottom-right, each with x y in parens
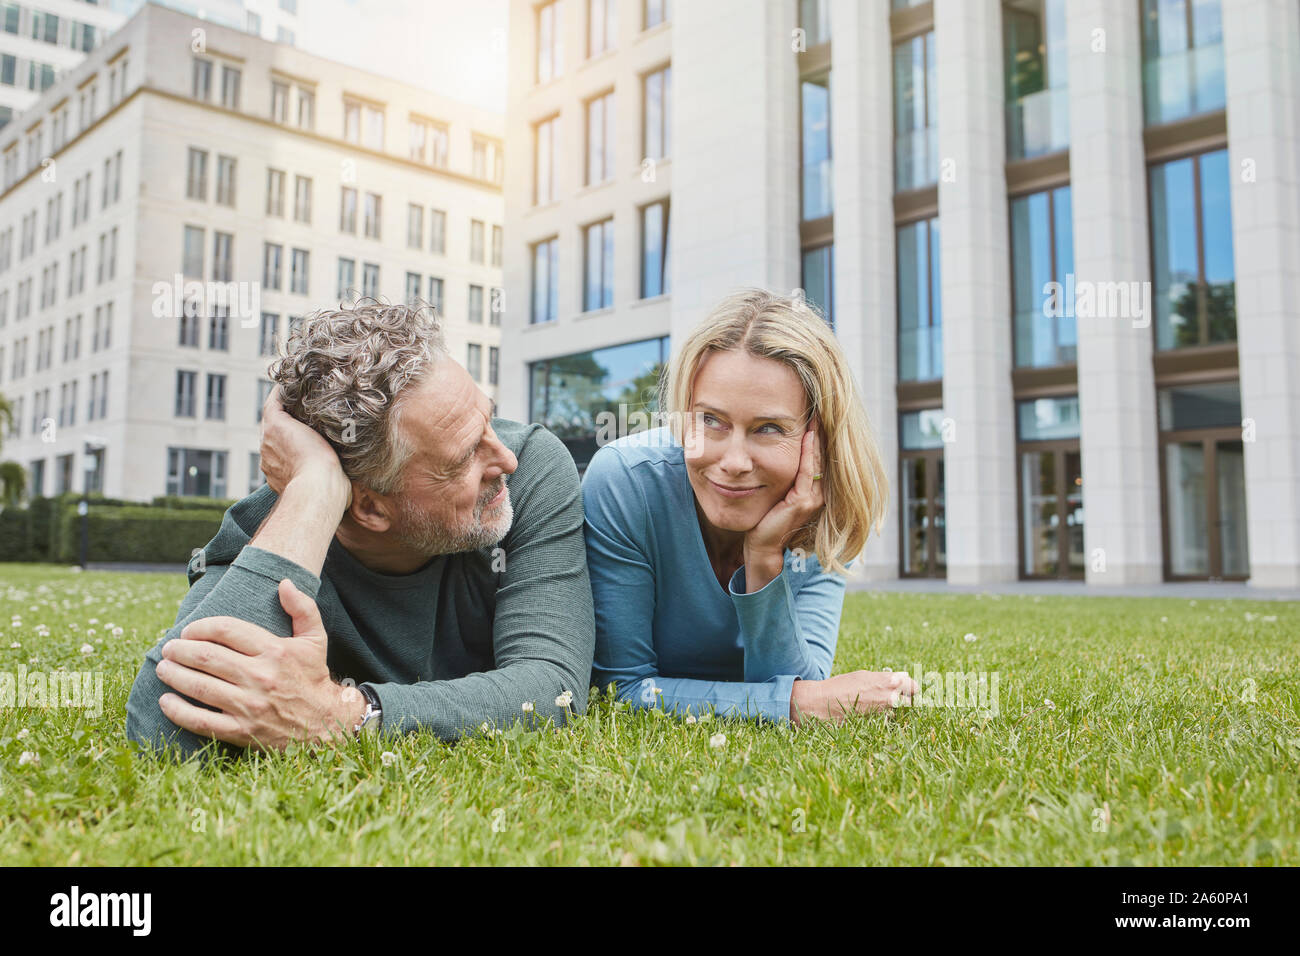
top-left (125, 300), bottom-right (595, 757)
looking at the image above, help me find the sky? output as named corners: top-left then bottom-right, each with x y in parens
top-left (299, 0), bottom-right (509, 113)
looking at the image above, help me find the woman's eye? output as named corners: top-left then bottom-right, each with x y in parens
top-left (702, 413), bottom-right (725, 429)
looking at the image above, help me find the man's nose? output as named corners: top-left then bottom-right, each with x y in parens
top-left (485, 427), bottom-right (517, 476)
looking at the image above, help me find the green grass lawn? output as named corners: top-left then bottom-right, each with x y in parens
top-left (1, 562), bottom-right (1297, 866)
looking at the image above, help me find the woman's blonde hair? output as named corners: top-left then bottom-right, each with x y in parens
top-left (660, 288), bottom-right (889, 575)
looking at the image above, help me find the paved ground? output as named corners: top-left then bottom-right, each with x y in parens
top-left (81, 562), bottom-right (1300, 602)
top-left (845, 575), bottom-right (1300, 602)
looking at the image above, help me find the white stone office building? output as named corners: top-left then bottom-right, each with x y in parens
top-left (1, 1), bottom-right (302, 133)
top-left (501, 0), bottom-right (1299, 589)
top-left (0, 3), bottom-right (505, 501)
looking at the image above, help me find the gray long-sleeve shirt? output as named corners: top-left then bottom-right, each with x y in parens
top-left (125, 419), bottom-right (595, 759)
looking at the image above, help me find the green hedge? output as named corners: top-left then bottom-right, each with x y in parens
top-left (55, 505), bottom-right (228, 563)
top-left (0, 496), bottom-right (230, 564)
top-left (151, 494), bottom-right (238, 511)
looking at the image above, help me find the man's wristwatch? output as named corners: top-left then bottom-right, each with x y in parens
top-left (354, 684), bottom-right (382, 736)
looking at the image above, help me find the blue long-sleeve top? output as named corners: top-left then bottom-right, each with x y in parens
top-left (582, 427), bottom-right (846, 724)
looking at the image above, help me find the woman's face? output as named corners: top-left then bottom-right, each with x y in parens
top-left (684, 349), bottom-right (810, 535)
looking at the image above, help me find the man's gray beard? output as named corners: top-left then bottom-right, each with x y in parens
top-left (393, 484), bottom-right (514, 557)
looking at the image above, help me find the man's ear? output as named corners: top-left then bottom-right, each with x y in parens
top-left (347, 483), bottom-right (394, 533)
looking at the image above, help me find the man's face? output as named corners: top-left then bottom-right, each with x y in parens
top-left (388, 356), bottom-right (518, 556)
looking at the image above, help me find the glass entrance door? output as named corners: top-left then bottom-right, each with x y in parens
top-left (900, 450), bottom-right (946, 577)
top-left (1162, 434), bottom-right (1249, 579)
top-left (1017, 442), bottom-right (1085, 579)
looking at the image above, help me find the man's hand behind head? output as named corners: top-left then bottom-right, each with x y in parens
top-left (259, 384), bottom-right (353, 511)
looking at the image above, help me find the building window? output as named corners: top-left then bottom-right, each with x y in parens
top-left (640, 200), bottom-right (670, 298)
top-left (290, 248), bottom-right (309, 295)
top-left (167, 448), bottom-right (227, 498)
top-left (266, 168), bottom-right (286, 216)
top-left (363, 193), bottom-right (382, 239)
top-left (801, 73), bottom-right (831, 220)
top-left (430, 209), bottom-right (446, 254)
top-left (297, 88), bottom-right (315, 130)
top-left (471, 219), bottom-right (485, 263)
top-left (1149, 148), bottom-right (1234, 350)
top-left (179, 300), bottom-right (200, 347)
top-left (186, 147), bottom-right (208, 200)
top-left (893, 31), bottom-right (937, 191)
top-left (799, 0), bottom-right (830, 46)
top-left (175, 370), bottom-right (197, 417)
top-left (801, 244), bottom-right (833, 328)
top-left (532, 238), bottom-right (559, 324)
top-left (206, 373), bottom-right (227, 419)
top-left (1004, 0), bottom-right (1069, 160)
top-left (364, 105), bottom-right (384, 150)
top-left (344, 101), bottom-right (361, 143)
top-left (220, 65), bottom-right (241, 109)
top-left (192, 58), bottom-right (212, 100)
top-left (183, 225), bottom-right (204, 277)
top-left (406, 272), bottom-right (421, 306)
top-left (337, 258), bottom-right (356, 301)
top-left (1141, 0), bottom-right (1225, 127)
top-left (212, 231), bottom-right (233, 282)
top-left (589, 0), bottom-right (616, 57)
top-left (473, 136), bottom-right (503, 183)
top-left (428, 276), bottom-right (444, 315)
top-left (250, 451), bottom-right (265, 493)
top-left (263, 242), bottom-right (283, 290)
top-left (897, 217), bottom-right (941, 382)
top-left (260, 312), bottom-right (279, 357)
top-left (584, 218), bottom-right (614, 312)
top-left (362, 262), bottom-right (379, 299)
top-left (256, 379), bottom-right (274, 423)
top-left (340, 187), bottom-right (357, 233)
top-left (644, 0), bottom-right (670, 30)
top-left (529, 336), bottom-right (670, 471)
top-left (537, 1), bottom-right (562, 84)
top-left (467, 343), bottom-right (483, 381)
top-left (409, 118), bottom-right (449, 167)
top-left (488, 346), bottom-right (499, 386)
top-left (209, 308), bottom-right (230, 351)
top-left (491, 226), bottom-right (503, 268)
top-left (1011, 185), bottom-right (1075, 367)
top-left (534, 115), bottom-right (559, 205)
top-left (407, 203), bottom-right (423, 248)
top-left (586, 90), bottom-right (615, 185)
top-left (215, 155), bottom-right (237, 206)
top-left (294, 175), bottom-right (312, 223)
top-left (643, 65), bottom-right (671, 161)
top-left (271, 80), bottom-right (289, 122)
top-left (469, 284), bottom-right (484, 324)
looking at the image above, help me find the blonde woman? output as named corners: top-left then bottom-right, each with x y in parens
top-left (583, 288), bottom-right (919, 725)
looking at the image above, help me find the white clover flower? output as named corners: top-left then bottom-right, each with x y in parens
top-left (1160, 616), bottom-right (1168, 622)
top-left (9, 642), bottom-right (19, 649)
top-left (709, 732), bottom-right (727, 748)
top-left (479, 721), bottom-right (491, 735)
top-left (963, 632), bottom-right (977, 643)
top-left (685, 715), bottom-right (697, 725)
top-left (922, 621), bottom-right (930, 628)
top-left (521, 701), bottom-right (534, 713)
top-left (555, 690), bottom-right (574, 708)
top-left (18, 751), bottom-right (38, 766)
top-left (884, 625), bottom-right (893, 631)
top-left (380, 751), bottom-right (397, 767)
top-left (1043, 698), bottom-right (1056, 711)
top-left (86, 629), bottom-right (96, 638)
top-left (79, 643), bottom-right (95, 655)
top-left (88, 618), bottom-right (99, 625)
top-left (111, 627), bottom-right (123, 637)
top-left (17, 728), bottom-right (30, 740)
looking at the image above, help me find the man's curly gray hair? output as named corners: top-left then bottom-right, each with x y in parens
top-left (267, 298), bottom-right (447, 496)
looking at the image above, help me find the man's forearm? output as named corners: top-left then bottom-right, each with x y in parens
top-left (251, 474), bottom-right (349, 577)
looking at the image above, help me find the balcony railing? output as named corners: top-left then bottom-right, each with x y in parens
top-left (1144, 43), bottom-right (1226, 127)
top-left (1006, 86), bottom-right (1070, 161)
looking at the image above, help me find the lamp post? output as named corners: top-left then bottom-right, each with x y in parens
top-left (79, 436), bottom-right (106, 569)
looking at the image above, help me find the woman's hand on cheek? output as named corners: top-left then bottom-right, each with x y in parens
top-left (742, 424), bottom-right (825, 591)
